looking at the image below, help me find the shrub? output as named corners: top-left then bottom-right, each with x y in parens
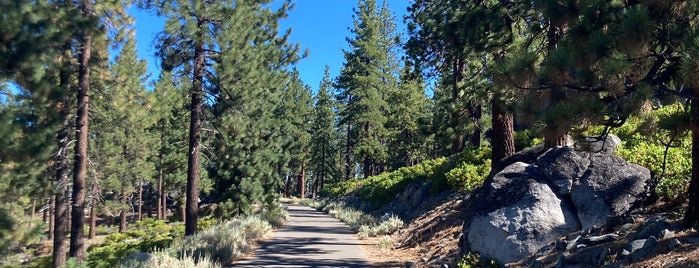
top-left (120, 250), bottom-right (221, 268)
top-left (87, 218), bottom-right (179, 268)
top-left (616, 133), bottom-right (690, 199)
top-left (260, 201), bottom-right (289, 228)
top-left (457, 252), bottom-right (498, 268)
top-left (179, 215), bottom-right (272, 265)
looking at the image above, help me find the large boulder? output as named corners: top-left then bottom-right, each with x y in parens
top-left (467, 162), bottom-right (581, 264)
top-left (570, 153), bottom-right (652, 229)
top-left (462, 142), bottom-right (653, 265)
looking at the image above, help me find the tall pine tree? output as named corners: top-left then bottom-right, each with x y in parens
top-left (337, 0), bottom-right (400, 178)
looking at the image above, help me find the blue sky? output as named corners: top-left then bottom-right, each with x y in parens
top-left (129, 1), bottom-right (409, 93)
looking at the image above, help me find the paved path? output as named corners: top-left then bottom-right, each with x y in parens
top-left (234, 204), bottom-right (371, 267)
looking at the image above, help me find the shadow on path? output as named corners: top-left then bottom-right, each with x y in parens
top-left (234, 204), bottom-right (373, 268)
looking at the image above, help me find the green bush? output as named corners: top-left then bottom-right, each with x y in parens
top-left (616, 133), bottom-right (690, 199)
top-left (446, 147), bottom-right (492, 193)
top-left (87, 219), bottom-right (179, 268)
top-left (260, 201), bottom-right (289, 228)
top-left (457, 252), bottom-right (498, 268)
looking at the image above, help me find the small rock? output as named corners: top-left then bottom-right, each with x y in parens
top-left (421, 257), bottom-right (429, 262)
top-left (622, 236), bottom-right (658, 261)
top-left (633, 217), bottom-right (668, 240)
top-left (441, 264), bottom-right (449, 268)
top-left (668, 238), bottom-right (682, 251)
top-left (660, 228), bottom-right (675, 239)
top-left (580, 233), bottom-right (620, 246)
top-left (405, 261), bottom-right (418, 268)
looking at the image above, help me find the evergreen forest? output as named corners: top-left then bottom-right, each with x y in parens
top-left (1, 0), bottom-right (699, 267)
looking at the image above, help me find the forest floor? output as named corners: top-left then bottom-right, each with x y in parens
top-left (361, 194), bottom-right (699, 267)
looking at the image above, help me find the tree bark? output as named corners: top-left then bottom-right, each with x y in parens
top-left (88, 178), bottom-right (98, 239)
top-left (491, 98), bottom-right (515, 166)
top-left (686, 89), bottom-right (699, 227)
top-left (88, 203), bottom-right (96, 239)
top-left (345, 122), bottom-right (353, 180)
top-left (298, 162), bottom-right (306, 198)
top-left (184, 19), bottom-right (206, 236)
top-left (157, 132), bottom-right (164, 219)
top-left (137, 179), bottom-right (143, 221)
top-left (70, 1), bottom-right (92, 261)
top-left (469, 103), bottom-right (482, 147)
top-left (47, 198), bottom-right (54, 240)
top-left (53, 39), bottom-right (73, 268)
top-left (451, 57), bottom-right (465, 154)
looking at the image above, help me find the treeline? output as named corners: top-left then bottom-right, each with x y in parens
top-left (1, 0), bottom-right (699, 267)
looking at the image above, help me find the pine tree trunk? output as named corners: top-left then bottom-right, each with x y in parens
top-left (298, 162), bottom-right (306, 198)
top-left (685, 90), bottom-right (699, 227)
top-left (451, 56), bottom-right (465, 153)
top-left (491, 98), bottom-right (515, 166)
top-left (137, 180), bottom-right (143, 221)
top-left (119, 209), bottom-right (127, 233)
top-left (157, 147), bottom-right (164, 220)
top-left (161, 191), bottom-right (167, 220)
top-left (184, 21), bottom-right (206, 236)
top-left (345, 122), bottom-right (353, 180)
top-left (89, 203), bottom-right (96, 239)
top-left (53, 41), bottom-right (72, 267)
top-left (469, 103), bottom-right (482, 147)
top-left (89, 173), bottom-right (98, 239)
top-left (29, 200), bottom-right (36, 228)
top-left (47, 198), bottom-right (54, 240)
top-left (363, 157), bottom-right (372, 178)
top-left (70, 1), bottom-right (92, 261)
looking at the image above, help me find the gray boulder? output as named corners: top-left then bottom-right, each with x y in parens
top-left (574, 134), bottom-right (622, 154)
top-left (466, 162), bottom-right (581, 264)
top-left (570, 153), bottom-right (651, 230)
top-left (463, 145), bottom-right (653, 265)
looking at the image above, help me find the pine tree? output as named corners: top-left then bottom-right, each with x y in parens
top-left (207, 0), bottom-right (301, 216)
top-left (91, 33), bottom-right (154, 232)
top-left (337, 0), bottom-right (400, 178)
top-left (385, 66), bottom-right (430, 169)
top-left (152, 0), bottom-right (223, 235)
top-left (310, 66), bottom-right (338, 197)
top-left (150, 72), bottom-right (189, 220)
top-left (277, 70), bottom-right (313, 198)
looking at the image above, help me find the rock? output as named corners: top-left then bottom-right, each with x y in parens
top-left (574, 134), bottom-right (622, 154)
top-left (404, 261), bottom-right (418, 268)
top-left (537, 147), bottom-right (590, 195)
top-left (580, 233), bottom-right (620, 246)
top-left (669, 238), bottom-right (682, 251)
top-left (660, 229), bottom-right (675, 239)
top-left (466, 162), bottom-right (581, 264)
top-left (570, 153), bottom-right (652, 230)
top-left (463, 145), bottom-right (653, 265)
top-left (621, 236), bottom-right (658, 261)
top-left (633, 217), bottom-right (669, 240)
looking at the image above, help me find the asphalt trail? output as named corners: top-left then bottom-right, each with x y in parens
top-left (234, 204), bottom-right (372, 268)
